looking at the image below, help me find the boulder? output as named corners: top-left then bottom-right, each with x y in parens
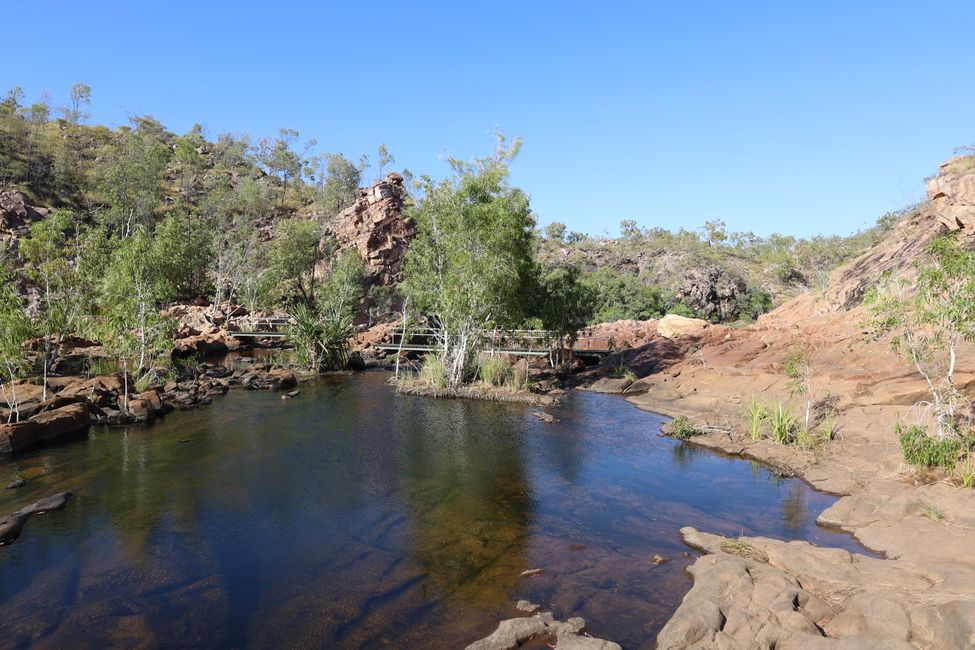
top-left (657, 314), bottom-right (709, 339)
top-left (127, 398), bottom-right (155, 422)
top-left (0, 421), bottom-right (39, 454)
top-left (29, 403), bottom-right (90, 443)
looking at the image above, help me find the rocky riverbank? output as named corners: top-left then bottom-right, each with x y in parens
top-left (0, 359), bottom-right (298, 455)
top-left (578, 157), bottom-right (975, 648)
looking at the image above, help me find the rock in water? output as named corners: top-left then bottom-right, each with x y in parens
top-left (530, 411), bottom-right (557, 424)
top-left (0, 491), bottom-right (73, 546)
top-left (15, 491), bottom-right (73, 517)
top-left (465, 610), bottom-right (621, 650)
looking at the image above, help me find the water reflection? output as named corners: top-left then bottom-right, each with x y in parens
top-left (399, 399), bottom-right (532, 606)
top-left (0, 373), bottom-right (866, 648)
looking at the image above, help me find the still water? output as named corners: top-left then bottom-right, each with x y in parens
top-left (0, 372), bottom-right (862, 649)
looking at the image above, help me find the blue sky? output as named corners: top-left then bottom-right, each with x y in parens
top-left (5, 1), bottom-right (974, 237)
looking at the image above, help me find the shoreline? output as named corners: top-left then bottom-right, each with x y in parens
top-left (626, 385), bottom-right (975, 648)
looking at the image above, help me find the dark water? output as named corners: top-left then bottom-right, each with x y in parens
top-left (0, 373), bottom-right (863, 649)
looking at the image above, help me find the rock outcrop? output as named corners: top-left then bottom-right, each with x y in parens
top-left (318, 173), bottom-right (415, 288)
top-left (0, 399), bottom-right (90, 454)
top-left (0, 190), bottom-right (48, 248)
top-left (675, 266), bottom-right (748, 321)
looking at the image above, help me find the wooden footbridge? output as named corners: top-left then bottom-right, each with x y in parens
top-left (227, 319), bottom-right (614, 359)
top-left (373, 327), bottom-right (613, 359)
top-left (227, 317), bottom-right (292, 339)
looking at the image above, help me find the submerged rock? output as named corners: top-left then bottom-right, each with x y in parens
top-left (0, 491), bottom-right (73, 546)
top-left (5, 479), bottom-right (26, 489)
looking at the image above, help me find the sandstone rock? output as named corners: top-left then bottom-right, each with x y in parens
top-left (0, 491), bottom-right (73, 546)
top-left (465, 611), bottom-right (620, 650)
top-left (585, 377), bottom-right (633, 394)
top-left (656, 314), bottom-right (709, 339)
top-left (126, 398), bottom-right (155, 422)
top-left (316, 174), bottom-right (415, 289)
top-left (14, 491), bottom-right (72, 516)
top-left (29, 403), bottom-right (90, 443)
top-left (0, 513), bottom-right (29, 545)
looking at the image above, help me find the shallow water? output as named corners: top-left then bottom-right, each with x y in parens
top-left (0, 373), bottom-right (863, 649)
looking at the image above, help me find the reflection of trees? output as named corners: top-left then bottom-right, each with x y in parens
top-left (399, 397), bottom-right (533, 608)
top-left (780, 483), bottom-right (808, 535)
top-left (670, 441), bottom-right (708, 467)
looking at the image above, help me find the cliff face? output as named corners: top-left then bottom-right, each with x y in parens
top-left (317, 172), bottom-right (415, 288)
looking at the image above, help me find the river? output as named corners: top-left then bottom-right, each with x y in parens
top-left (0, 372), bottom-right (863, 648)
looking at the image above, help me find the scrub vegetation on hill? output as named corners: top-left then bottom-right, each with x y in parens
top-left (0, 82), bottom-right (916, 402)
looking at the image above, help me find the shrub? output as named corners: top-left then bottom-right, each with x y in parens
top-left (511, 361), bottom-right (531, 390)
top-left (769, 402), bottom-right (799, 444)
top-left (819, 414), bottom-right (837, 442)
top-left (898, 424), bottom-right (965, 470)
top-left (956, 454), bottom-right (975, 489)
top-left (671, 416), bottom-right (701, 440)
top-left (745, 397), bottom-right (767, 441)
top-left (419, 355), bottom-right (448, 389)
top-left (478, 354), bottom-right (511, 387)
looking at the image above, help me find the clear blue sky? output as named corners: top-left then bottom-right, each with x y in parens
top-left (5, 1), bottom-right (974, 237)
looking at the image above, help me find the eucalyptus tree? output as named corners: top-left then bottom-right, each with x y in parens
top-left (256, 128), bottom-right (315, 205)
top-left (535, 263), bottom-right (597, 365)
top-left (0, 259), bottom-right (33, 422)
top-left (376, 143), bottom-right (395, 180)
top-left (63, 83), bottom-right (91, 124)
top-left (266, 218), bottom-right (323, 305)
top-left (97, 124), bottom-right (170, 236)
top-left (317, 152), bottom-right (362, 215)
top-left (19, 210), bottom-right (90, 399)
top-left (96, 227), bottom-right (175, 408)
top-left (867, 233), bottom-right (975, 439)
top-left (399, 133), bottom-right (536, 387)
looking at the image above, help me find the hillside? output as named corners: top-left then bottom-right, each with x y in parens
top-left (537, 210), bottom-right (900, 324)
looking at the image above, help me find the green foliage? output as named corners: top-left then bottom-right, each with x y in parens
top-left (582, 267), bottom-right (666, 323)
top-left (400, 133), bottom-right (536, 388)
top-left (477, 355), bottom-right (511, 387)
top-left (671, 416), bottom-right (701, 440)
top-left (267, 218), bottom-right (323, 305)
top-left (769, 401), bottom-right (799, 444)
top-left (745, 397), bottom-right (767, 441)
top-left (315, 152), bottom-right (362, 215)
top-left (418, 355), bottom-right (448, 389)
top-left (152, 212), bottom-right (212, 300)
top-left (0, 257), bottom-right (34, 421)
top-left (867, 233), bottom-right (975, 439)
top-left (920, 503), bottom-right (945, 523)
top-left (286, 252), bottom-right (365, 372)
top-left (956, 454), bottom-right (975, 489)
top-left (898, 423), bottom-right (965, 470)
top-left (534, 263), bottom-right (597, 363)
top-left (96, 124), bottom-right (171, 235)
